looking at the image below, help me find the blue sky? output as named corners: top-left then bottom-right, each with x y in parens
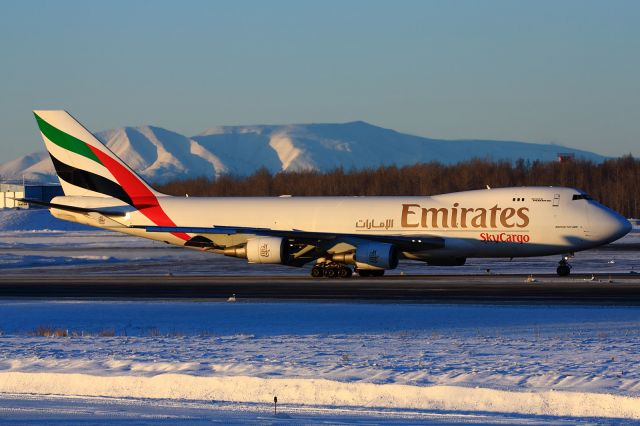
top-left (1, 0), bottom-right (638, 160)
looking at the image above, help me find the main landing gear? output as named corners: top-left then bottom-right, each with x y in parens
top-left (309, 262), bottom-right (386, 278)
top-left (556, 255), bottom-right (572, 277)
top-left (311, 263), bottom-right (353, 279)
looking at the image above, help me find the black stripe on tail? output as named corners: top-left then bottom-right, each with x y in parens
top-left (49, 153), bottom-right (133, 206)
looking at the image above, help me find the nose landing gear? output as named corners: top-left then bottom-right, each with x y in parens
top-left (557, 255), bottom-right (572, 276)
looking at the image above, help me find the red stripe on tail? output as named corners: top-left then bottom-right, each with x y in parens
top-left (88, 146), bottom-right (190, 241)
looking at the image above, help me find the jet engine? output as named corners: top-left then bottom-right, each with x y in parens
top-left (224, 237), bottom-right (287, 264)
top-left (245, 236), bottom-right (286, 264)
top-left (332, 242), bottom-right (398, 270)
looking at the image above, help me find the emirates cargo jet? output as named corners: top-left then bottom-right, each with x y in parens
top-left (23, 110), bottom-right (632, 278)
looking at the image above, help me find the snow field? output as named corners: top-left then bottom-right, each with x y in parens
top-left (1, 301), bottom-right (640, 420)
top-left (1, 372), bottom-right (640, 419)
top-left (0, 209), bottom-right (92, 232)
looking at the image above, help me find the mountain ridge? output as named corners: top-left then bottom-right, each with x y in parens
top-left (0, 121), bottom-right (606, 184)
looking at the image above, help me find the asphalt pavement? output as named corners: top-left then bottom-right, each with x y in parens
top-left (1, 274), bottom-right (640, 303)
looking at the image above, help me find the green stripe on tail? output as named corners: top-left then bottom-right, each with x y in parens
top-left (34, 112), bottom-right (101, 164)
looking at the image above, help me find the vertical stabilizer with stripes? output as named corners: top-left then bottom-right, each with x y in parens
top-left (34, 110), bottom-right (190, 241)
top-left (34, 110), bottom-right (161, 202)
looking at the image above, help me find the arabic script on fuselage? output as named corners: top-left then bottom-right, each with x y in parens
top-left (355, 218), bottom-right (394, 230)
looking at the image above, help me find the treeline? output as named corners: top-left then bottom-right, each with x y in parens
top-left (157, 156), bottom-right (640, 218)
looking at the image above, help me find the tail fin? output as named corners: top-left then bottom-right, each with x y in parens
top-left (33, 110), bottom-right (162, 205)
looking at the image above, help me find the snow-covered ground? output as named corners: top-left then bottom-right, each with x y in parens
top-left (2, 209), bottom-right (640, 423)
top-left (0, 393), bottom-right (614, 425)
top-left (1, 301), bottom-right (640, 423)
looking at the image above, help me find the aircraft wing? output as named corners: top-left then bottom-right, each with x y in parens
top-left (136, 225), bottom-right (445, 251)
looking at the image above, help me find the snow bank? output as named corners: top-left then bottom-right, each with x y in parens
top-left (0, 209), bottom-right (92, 232)
top-left (1, 372), bottom-right (638, 420)
top-left (0, 254), bottom-right (119, 269)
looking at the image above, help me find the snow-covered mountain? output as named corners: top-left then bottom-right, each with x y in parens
top-left (1, 121), bottom-right (606, 183)
top-left (0, 151), bottom-right (52, 182)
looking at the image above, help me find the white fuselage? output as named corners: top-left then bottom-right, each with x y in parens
top-left (51, 186), bottom-right (631, 262)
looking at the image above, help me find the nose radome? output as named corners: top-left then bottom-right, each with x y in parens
top-left (614, 216), bottom-right (633, 240)
top-left (591, 206), bottom-right (632, 243)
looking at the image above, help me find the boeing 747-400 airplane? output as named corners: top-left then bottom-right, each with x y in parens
top-left (23, 110), bottom-right (631, 277)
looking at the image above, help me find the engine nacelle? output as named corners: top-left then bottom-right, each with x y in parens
top-left (245, 237), bottom-right (286, 264)
top-left (354, 242), bottom-right (399, 270)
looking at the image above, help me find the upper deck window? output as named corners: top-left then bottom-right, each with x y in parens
top-left (572, 194), bottom-right (593, 201)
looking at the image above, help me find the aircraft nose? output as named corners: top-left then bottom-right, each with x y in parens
top-left (590, 205), bottom-right (632, 243)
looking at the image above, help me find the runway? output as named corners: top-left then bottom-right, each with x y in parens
top-left (2, 274), bottom-right (640, 303)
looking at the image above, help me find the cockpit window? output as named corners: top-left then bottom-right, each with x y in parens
top-left (572, 194), bottom-right (593, 201)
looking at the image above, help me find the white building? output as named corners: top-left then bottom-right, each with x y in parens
top-left (0, 182), bottom-right (63, 209)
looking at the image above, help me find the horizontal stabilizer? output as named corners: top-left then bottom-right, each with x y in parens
top-left (16, 198), bottom-right (131, 217)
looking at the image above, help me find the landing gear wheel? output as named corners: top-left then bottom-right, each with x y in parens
top-left (557, 264), bottom-right (571, 277)
top-left (556, 256), bottom-right (572, 276)
top-left (338, 266), bottom-right (352, 278)
top-left (311, 264), bottom-right (354, 279)
top-left (325, 267), bottom-right (338, 278)
top-left (311, 266), bottom-right (324, 278)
